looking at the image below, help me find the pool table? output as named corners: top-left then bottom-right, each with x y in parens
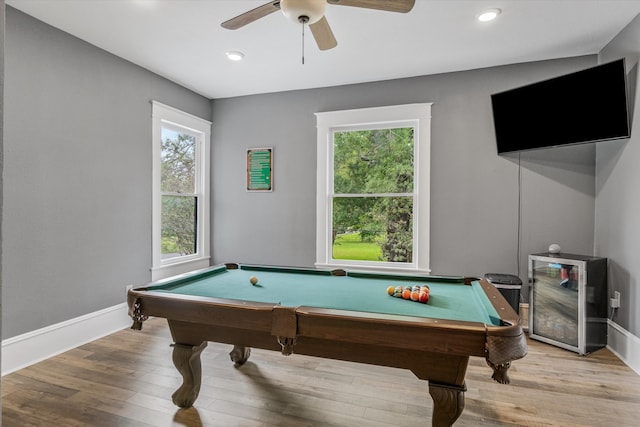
top-left (127, 263), bottom-right (527, 426)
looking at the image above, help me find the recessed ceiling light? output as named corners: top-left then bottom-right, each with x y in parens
top-left (477, 8), bottom-right (501, 22)
top-left (226, 51), bottom-right (245, 61)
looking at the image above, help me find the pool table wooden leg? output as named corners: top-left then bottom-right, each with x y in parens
top-left (428, 382), bottom-right (466, 427)
top-left (170, 342), bottom-right (207, 408)
top-left (229, 345), bottom-right (251, 366)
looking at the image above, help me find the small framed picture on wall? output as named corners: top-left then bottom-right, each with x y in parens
top-left (246, 147), bottom-right (273, 192)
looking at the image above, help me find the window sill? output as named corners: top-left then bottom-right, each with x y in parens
top-left (315, 262), bottom-right (431, 276)
top-left (151, 256), bottom-right (211, 281)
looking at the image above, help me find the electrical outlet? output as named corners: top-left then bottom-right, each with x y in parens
top-left (610, 291), bottom-right (621, 308)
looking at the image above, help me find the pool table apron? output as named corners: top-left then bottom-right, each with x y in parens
top-left (129, 289), bottom-right (526, 426)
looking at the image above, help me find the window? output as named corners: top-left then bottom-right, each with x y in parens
top-left (315, 104), bottom-right (431, 273)
top-left (152, 101), bottom-right (211, 280)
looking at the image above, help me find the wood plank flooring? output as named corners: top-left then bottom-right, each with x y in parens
top-left (3, 317), bottom-right (640, 426)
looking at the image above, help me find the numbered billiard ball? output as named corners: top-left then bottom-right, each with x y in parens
top-left (249, 276), bottom-right (259, 285)
top-left (419, 291), bottom-right (429, 303)
top-left (394, 286), bottom-right (404, 298)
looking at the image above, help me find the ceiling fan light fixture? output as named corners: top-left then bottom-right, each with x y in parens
top-left (225, 51), bottom-right (245, 61)
top-left (281, 0), bottom-right (327, 25)
top-left (477, 8), bottom-right (501, 22)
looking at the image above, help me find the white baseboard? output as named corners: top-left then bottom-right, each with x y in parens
top-left (2, 303), bottom-right (132, 375)
top-left (607, 320), bottom-right (640, 376)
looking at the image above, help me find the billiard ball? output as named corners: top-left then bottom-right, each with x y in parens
top-left (249, 276), bottom-right (258, 285)
top-left (394, 285), bottom-right (404, 297)
top-left (418, 291), bottom-right (429, 303)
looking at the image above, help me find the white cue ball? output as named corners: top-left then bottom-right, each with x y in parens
top-left (249, 276), bottom-right (258, 285)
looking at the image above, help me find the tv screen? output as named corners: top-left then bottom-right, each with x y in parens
top-left (491, 59), bottom-right (630, 154)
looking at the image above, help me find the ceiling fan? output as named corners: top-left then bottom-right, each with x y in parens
top-left (221, 0), bottom-right (416, 51)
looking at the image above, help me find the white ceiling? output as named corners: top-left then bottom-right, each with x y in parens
top-left (7, 0), bottom-right (640, 99)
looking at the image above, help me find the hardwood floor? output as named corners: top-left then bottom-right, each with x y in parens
top-left (3, 317), bottom-right (640, 426)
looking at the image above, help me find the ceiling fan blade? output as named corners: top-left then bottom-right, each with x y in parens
top-left (309, 16), bottom-right (338, 51)
top-left (221, 1), bottom-right (281, 30)
top-left (327, 0), bottom-right (415, 13)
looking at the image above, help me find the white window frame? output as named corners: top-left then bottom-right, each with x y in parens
top-left (151, 101), bottom-right (211, 280)
top-left (315, 103), bottom-right (432, 274)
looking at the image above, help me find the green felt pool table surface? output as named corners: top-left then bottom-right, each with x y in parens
top-left (147, 264), bottom-right (502, 326)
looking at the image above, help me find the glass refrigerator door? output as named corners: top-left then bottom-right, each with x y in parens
top-left (531, 259), bottom-right (580, 348)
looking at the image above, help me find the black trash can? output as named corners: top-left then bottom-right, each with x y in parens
top-left (484, 273), bottom-right (522, 314)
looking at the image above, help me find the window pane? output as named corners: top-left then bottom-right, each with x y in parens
top-left (334, 128), bottom-right (414, 194)
top-left (161, 127), bottom-right (196, 193)
top-left (332, 196), bottom-right (413, 263)
top-left (161, 195), bottom-right (197, 259)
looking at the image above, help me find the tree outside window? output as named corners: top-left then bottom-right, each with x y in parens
top-left (332, 128), bottom-right (414, 263)
top-left (161, 128), bottom-right (197, 259)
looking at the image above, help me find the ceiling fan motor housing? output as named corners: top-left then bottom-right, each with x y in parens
top-left (281, 0), bottom-right (327, 24)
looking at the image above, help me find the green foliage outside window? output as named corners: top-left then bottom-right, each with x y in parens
top-left (161, 196), bottom-right (196, 256)
top-left (332, 128), bottom-right (414, 262)
top-left (161, 129), bottom-right (197, 257)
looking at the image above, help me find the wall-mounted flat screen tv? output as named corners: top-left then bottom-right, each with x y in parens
top-left (491, 59), bottom-right (630, 154)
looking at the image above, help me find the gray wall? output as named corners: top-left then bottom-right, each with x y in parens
top-left (212, 55), bottom-right (599, 303)
top-left (597, 14), bottom-right (640, 336)
top-left (2, 8), bottom-right (211, 338)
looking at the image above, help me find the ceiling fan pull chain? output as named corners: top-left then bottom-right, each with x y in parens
top-left (298, 15), bottom-right (309, 65)
top-left (301, 20), bottom-right (305, 65)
